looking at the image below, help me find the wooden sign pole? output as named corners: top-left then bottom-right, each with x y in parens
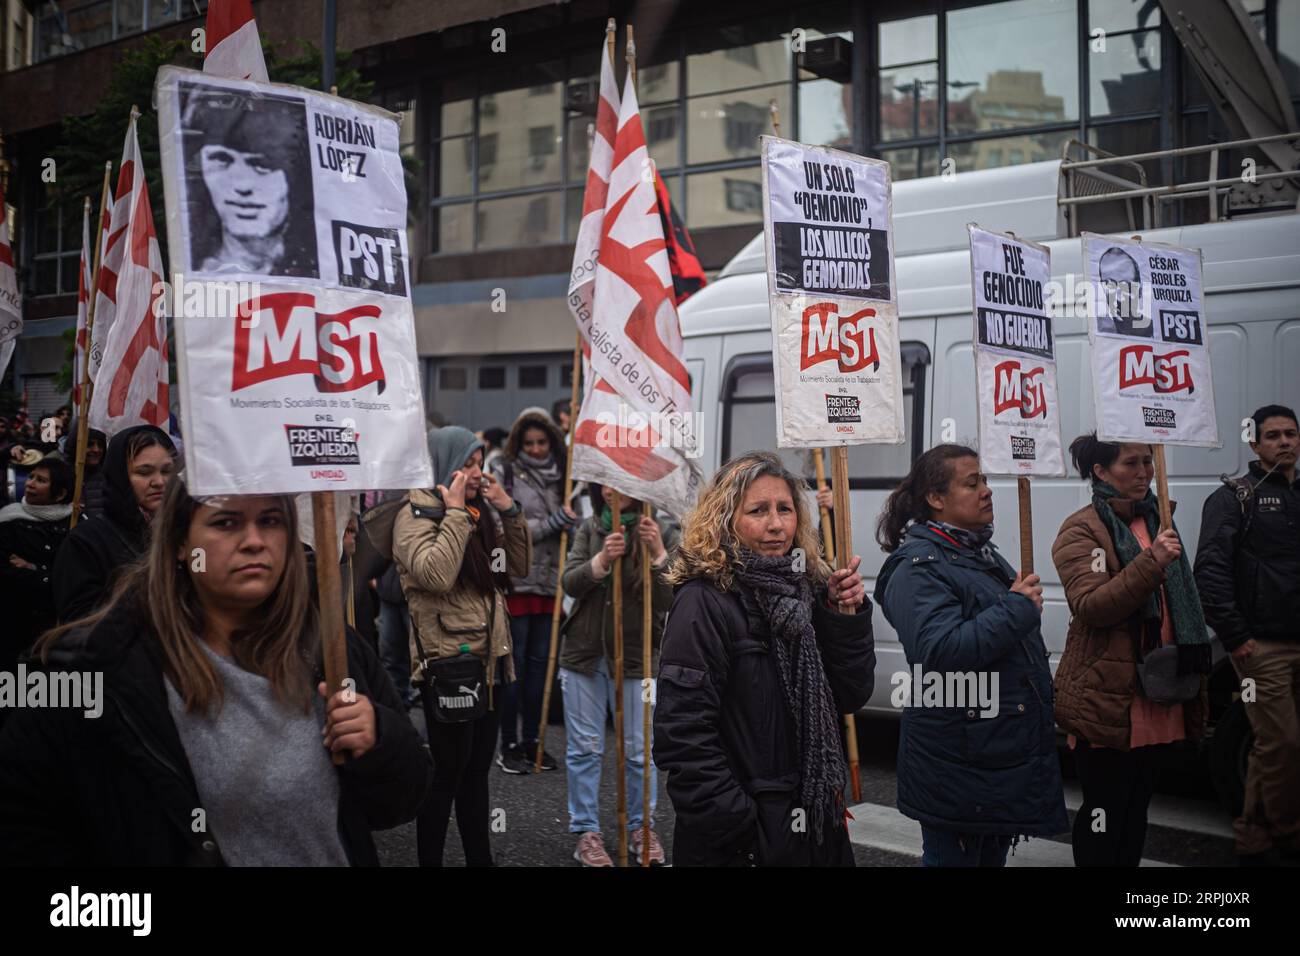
top-left (1017, 476), bottom-right (1034, 575)
top-left (813, 447), bottom-right (834, 564)
top-left (1153, 445), bottom-right (1173, 531)
top-left (313, 491), bottom-right (348, 765)
top-left (829, 446), bottom-right (862, 803)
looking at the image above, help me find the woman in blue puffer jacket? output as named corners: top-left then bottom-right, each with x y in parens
top-left (873, 444), bottom-right (1067, 866)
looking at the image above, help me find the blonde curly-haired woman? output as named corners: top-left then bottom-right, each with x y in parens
top-left (653, 451), bottom-right (875, 866)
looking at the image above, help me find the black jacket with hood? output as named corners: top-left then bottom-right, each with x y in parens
top-left (0, 591), bottom-right (430, 866)
top-left (1194, 461), bottom-right (1300, 648)
top-left (52, 425), bottom-right (174, 623)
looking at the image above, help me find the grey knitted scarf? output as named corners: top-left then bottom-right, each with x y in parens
top-left (731, 547), bottom-right (847, 844)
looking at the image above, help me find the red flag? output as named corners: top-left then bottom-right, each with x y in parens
top-left (89, 115), bottom-right (169, 434)
top-left (0, 180), bottom-right (20, 385)
top-left (204, 0), bottom-right (269, 83)
top-left (72, 205), bottom-right (92, 409)
top-left (652, 170), bottom-right (706, 305)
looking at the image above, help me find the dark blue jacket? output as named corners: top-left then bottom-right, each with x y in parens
top-left (874, 524), bottom-right (1067, 837)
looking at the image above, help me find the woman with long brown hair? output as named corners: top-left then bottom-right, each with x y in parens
top-left (392, 426), bottom-right (530, 866)
top-left (654, 451), bottom-right (873, 866)
top-left (0, 477), bottom-right (430, 865)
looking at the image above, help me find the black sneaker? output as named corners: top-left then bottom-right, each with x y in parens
top-left (523, 740), bottom-right (558, 771)
top-left (496, 743), bottom-right (531, 775)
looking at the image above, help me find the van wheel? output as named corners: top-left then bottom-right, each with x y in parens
top-left (1210, 699), bottom-right (1251, 817)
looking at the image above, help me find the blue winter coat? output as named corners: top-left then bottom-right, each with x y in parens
top-left (874, 523), bottom-right (1067, 837)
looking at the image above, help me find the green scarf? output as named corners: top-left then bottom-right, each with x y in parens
top-left (1091, 480), bottom-right (1212, 674)
top-left (596, 506), bottom-right (639, 589)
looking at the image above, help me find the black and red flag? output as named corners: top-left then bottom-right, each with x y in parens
top-left (652, 169), bottom-right (707, 305)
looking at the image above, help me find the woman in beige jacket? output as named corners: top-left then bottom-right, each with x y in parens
top-left (392, 426), bottom-right (530, 866)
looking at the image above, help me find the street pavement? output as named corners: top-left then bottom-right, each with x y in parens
top-left (375, 713), bottom-right (1236, 867)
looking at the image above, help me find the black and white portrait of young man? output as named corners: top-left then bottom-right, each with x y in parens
top-left (179, 83), bottom-right (319, 279)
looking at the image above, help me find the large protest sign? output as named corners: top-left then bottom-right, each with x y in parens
top-left (761, 136), bottom-right (903, 447)
top-left (968, 225), bottom-right (1064, 476)
top-left (155, 66), bottom-right (432, 494)
top-left (1083, 233), bottom-right (1219, 447)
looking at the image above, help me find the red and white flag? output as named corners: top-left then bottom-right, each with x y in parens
top-left (71, 204), bottom-right (92, 410)
top-left (204, 0), bottom-right (269, 83)
top-left (89, 115), bottom-right (169, 435)
top-left (0, 181), bottom-right (20, 386)
top-left (569, 63), bottom-right (701, 517)
top-left (567, 32), bottom-right (620, 334)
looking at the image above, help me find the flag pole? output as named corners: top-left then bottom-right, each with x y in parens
top-left (813, 448), bottom-right (834, 564)
top-left (535, 17), bottom-right (615, 774)
top-left (70, 161), bottom-right (114, 529)
top-left (625, 22), bottom-right (655, 866)
top-left (610, 486), bottom-right (627, 866)
top-left (535, 328), bottom-right (584, 773)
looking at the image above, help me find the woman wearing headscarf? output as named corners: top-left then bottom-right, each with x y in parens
top-left (0, 477), bottom-right (430, 865)
top-left (60, 417), bottom-right (109, 520)
top-left (874, 444), bottom-right (1066, 867)
top-left (52, 425), bottom-right (176, 623)
top-left (491, 407), bottom-right (575, 774)
top-left (654, 451), bottom-right (874, 866)
top-left (0, 457), bottom-right (73, 676)
top-left (1052, 434), bottom-right (1209, 866)
top-left (392, 426), bottom-right (530, 866)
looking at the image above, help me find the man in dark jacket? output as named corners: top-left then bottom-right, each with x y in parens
top-left (1194, 403), bottom-right (1300, 862)
top-left (0, 594), bottom-right (430, 866)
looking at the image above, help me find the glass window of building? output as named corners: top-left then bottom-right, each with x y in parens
top-left (1088, 0), bottom-right (1162, 116)
top-left (878, 13), bottom-right (939, 143)
top-left (946, 0), bottom-right (1078, 136)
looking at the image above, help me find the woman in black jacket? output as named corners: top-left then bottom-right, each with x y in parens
top-left (52, 424), bottom-right (176, 622)
top-left (654, 451), bottom-right (875, 866)
top-left (0, 457), bottom-right (73, 676)
top-left (0, 476), bottom-right (430, 866)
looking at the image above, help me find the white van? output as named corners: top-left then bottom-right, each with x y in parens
top-left (677, 148), bottom-right (1300, 808)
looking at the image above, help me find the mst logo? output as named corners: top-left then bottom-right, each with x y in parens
top-left (285, 425), bottom-right (360, 467)
top-left (1119, 345), bottom-right (1193, 394)
top-left (800, 302), bottom-right (880, 373)
top-left (233, 292), bottom-right (386, 394)
top-left (993, 360), bottom-right (1046, 418)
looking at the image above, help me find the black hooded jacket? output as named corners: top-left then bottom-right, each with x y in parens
top-left (0, 590), bottom-right (430, 866)
top-left (1194, 461), bottom-right (1300, 648)
top-left (52, 425), bottom-right (175, 623)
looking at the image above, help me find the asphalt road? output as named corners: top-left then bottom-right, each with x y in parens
top-left (375, 712), bottom-right (1235, 867)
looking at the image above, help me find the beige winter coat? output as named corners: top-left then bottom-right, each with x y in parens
top-left (391, 489), bottom-right (531, 697)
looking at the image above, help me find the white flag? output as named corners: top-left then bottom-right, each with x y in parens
top-left (567, 33), bottom-right (620, 337)
top-left (204, 0), bottom-right (269, 84)
top-left (88, 115), bottom-right (170, 435)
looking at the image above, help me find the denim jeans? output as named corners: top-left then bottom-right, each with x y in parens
top-left (920, 827), bottom-right (1012, 867)
top-left (560, 659), bottom-right (656, 833)
top-left (376, 599), bottom-right (414, 707)
top-left (500, 612), bottom-right (552, 748)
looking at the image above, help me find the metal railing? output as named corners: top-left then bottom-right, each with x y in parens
top-left (1058, 132), bottom-right (1300, 236)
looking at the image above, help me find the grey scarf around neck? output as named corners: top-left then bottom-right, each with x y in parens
top-left (731, 547), bottom-right (846, 844)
